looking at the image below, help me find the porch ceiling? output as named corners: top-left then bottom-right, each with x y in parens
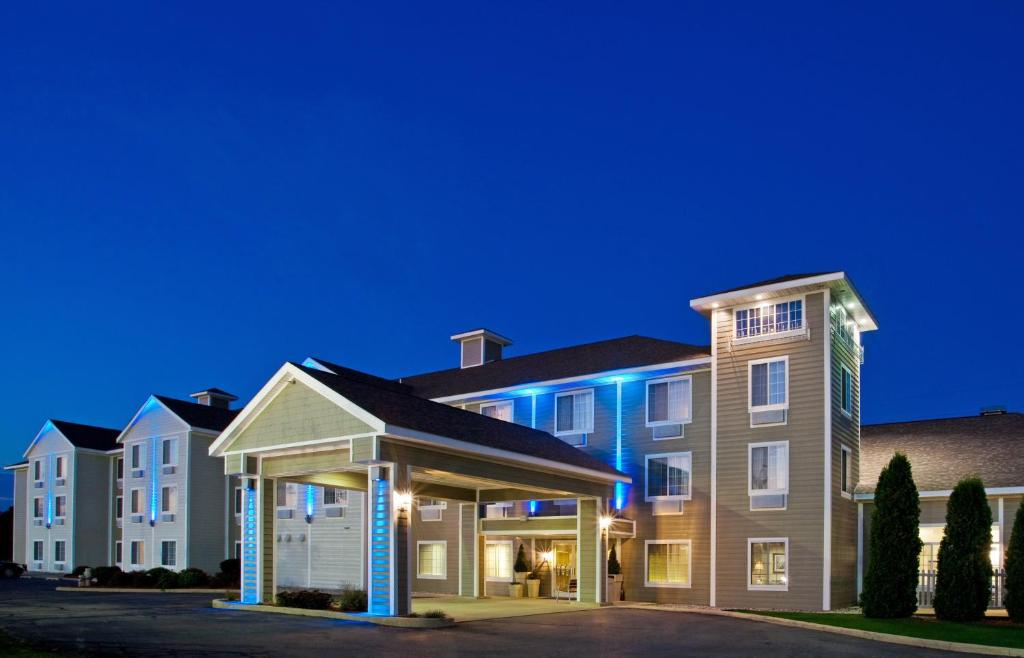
top-left (412, 467), bottom-right (577, 498)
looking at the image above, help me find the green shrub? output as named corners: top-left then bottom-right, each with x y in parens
top-left (1005, 503), bottom-right (1024, 622)
top-left (934, 477), bottom-right (993, 621)
top-left (176, 568), bottom-right (209, 588)
top-left (219, 559), bottom-right (240, 586)
top-left (336, 587), bottom-right (367, 612)
top-left (92, 566), bottom-right (122, 586)
top-left (409, 609), bottom-right (451, 619)
top-left (70, 565), bottom-right (90, 578)
top-left (861, 452), bottom-right (922, 618)
top-left (126, 570), bottom-right (156, 588)
top-left (276, 590), bottom-right (333, 610)
top-left (146, 567), bottom-right (177, 589)
top-left (607, 545), bottom-right (621, 576)
top-left (514, 544), bottom-right (530, 573)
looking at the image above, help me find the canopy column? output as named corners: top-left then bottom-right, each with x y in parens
top-left (366, 463), bottom-right (412, 616)
top-left (577, 497), bottom-right (606, 604)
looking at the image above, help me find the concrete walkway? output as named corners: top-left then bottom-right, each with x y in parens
top-left (411, 595), bottom-right (600, 622)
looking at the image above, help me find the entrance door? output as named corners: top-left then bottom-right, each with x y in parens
top-left (552, 540), bottom-right (577, 599)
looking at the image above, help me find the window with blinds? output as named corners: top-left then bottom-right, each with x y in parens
top-left (749, 441), bottom-right (788, 510)
top-left (417, 541), bottom-right (446, 579)
top-left (555, 389), bottom-right (594, 437)
top-left (645, 540), bottom-right (691, 587)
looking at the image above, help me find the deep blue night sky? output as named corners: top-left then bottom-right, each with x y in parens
top-left (1, 2), bottom-right (1022, 506)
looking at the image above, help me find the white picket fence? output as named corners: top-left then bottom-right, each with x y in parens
top-left (917, 570), bottom-right (1006, 608)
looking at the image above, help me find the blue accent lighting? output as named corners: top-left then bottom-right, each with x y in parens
top-left (149, 437), bottom-right (159, 525)
top-left (305, 484), bottom-right (316, 522)
top-left (528, 500), bottom-right (538, 515)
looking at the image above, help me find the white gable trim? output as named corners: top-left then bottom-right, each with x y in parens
top-left (209, 363), bottom-right (386, 457)
top-left (116, 395), bottom-right (190, 444)
top-left (22, 420), bottom-right (75, 458)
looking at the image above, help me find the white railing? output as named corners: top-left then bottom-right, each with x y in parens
top-left (917, 570), bottom-right (1005, 608)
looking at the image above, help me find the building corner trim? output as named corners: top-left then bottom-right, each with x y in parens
top-left (822, 289), bottom-right (833, 611)
top-left (710, 307), bottom-right (718, 607)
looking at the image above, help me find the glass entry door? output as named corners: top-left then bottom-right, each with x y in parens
top-left (552, 540), bottom-right (577, 598)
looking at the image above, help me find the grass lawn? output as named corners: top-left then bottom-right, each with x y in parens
top-left (0, 630), bottom-right (65, 657)
top-left (737, 610), bottom-right (1024, 650)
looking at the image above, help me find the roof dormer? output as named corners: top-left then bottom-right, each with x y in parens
top-left (451, 329), bottom-right (512, 368)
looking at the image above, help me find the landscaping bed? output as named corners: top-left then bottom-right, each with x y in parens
top-left (69, 559), bottom-right (240, 591)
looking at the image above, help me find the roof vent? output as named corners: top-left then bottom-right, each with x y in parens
top-left (189, 388), bottom-right (239, 409)
top-left (450, 329), bottom-right (512, 369)
top-left (980, 405), bottom-right (1007, 416)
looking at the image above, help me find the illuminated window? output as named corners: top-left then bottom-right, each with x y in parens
top-left (417, 541), bottom-right (447, 579)
top-left (736, 299), bottom-right (803, 339)
top-left (749, 442), bottom-right (788, 510)
top-left (555, 389), bottom-right (594, 436)
top-left (749, 539), bottom-right (788, 590)
top-left (485, 502), bottom-right (513, 519)
top-left (645, 540), bottom-right (691, 587)
top-left (480, 400), bottom-right (514, 423)
top-left (130, 488), bottom-right (143, 515)
top-left (749, 357), bottom-right (788, 426)
top-left (323, 488), bottom-right (347, 507)
top-left (919, 525), bottom-right (1003, 571)
top-left (484, 541), bottom-right (513, 581)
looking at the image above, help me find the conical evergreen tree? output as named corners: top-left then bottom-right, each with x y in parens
top-left (607, 545), bottom-right (621, 575)
top-left (1004, 503), bottom-right (1024, 622)
top-left (861, 452), bottom-right (922, 618)
top-left (934, 477), bottom-right (992, 621)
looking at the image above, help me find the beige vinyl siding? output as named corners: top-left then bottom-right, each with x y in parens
top-left (72, 451), bottom-right (113, 568)
top-left (577, 498), bottom-right (600, 603)
top-left (187, 433), bottom-right (230, 573)
top-left (411, 499), bottom-right (460, 594)
top-left (715, 290), bottom-right (827, 610)
top-left (459, 503), bottom-right (476, 595)
top-left (13, 468), bottom-right (26, 564)
top-left (261, 477), bottom-right (275, 602)
top-left (830, 323), bottom-right (861, 608)
top-left (228, 475), bottom-right (242, 559)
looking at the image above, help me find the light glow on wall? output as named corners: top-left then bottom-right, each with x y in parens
top-left (241, 482), bottom-right (258, 604)
top-left (149, 437), bottom-right (159, 526)
top-left (528, 500), bottom-right (538, 515)
top-left (305, 485), bottom-right (316, 522)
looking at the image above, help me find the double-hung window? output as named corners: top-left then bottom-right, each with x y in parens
top-left (735, 298), bottom-right (804, 340)
top-left (646, 376), bottom-right (692, 439)
top-left (130, 488), bottom-right (143, 516)
top-left (417, 497), bottom-right (446, 522)
top-left (749, 356), bottom-right (788, 425)
top-left (417, 541), bottom-right (446, 579)
top-left (130, 444), bottom-right (142, 471)
top-left (277, 482), bottom-right (298, 509)
top-left (161, 486), bottom-right (177, 516)
top-left (115, 541), bottom-right (123, 565)
top-left (161, 438), bottom-right (177, 466)
top-left (116, 457), bottom-right (124, 480)
top-left (749, 441), bottom-right (788, 510)
top-left (841, 446), bottom-right (853, 497)
top-left (161, 541), bottom-right (177, 567)
top-left (54, 495), bottom-right (67, 520)
top-left (645, 540), bottom-right (691, 588)
top-left (115, 495), bottom-right (123, 521)
top-left (234, 487), bottom-right (243, 517)
top-left (33, 460), bottom-right (42, 482)
top-left (33, 497), bottom-right (44, 519)
top-left (130, 540), bottom-right (145, 567)
top-left (323, 488), bottom-right (347, 517)
top-left (646, 452), bottom-right (691, 516)
top-left (749, 538), bottom-right (788, 590)
top-left (840, 365), bottom-right (853, 417)
top-left (33, 541), bottom-right (44, 562)
top-left (55, 456), bottom-right (66, 479)
top-left (555, 389), bottom-right (594, 438)
top-left (53, 540), bottom-right (66, 565)
top-left (484, 541), bottom-right (513, 581)
top-left (480, 400), bottom-right (514, 423)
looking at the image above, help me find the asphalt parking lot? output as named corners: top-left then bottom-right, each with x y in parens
top-left (0, 577), bottom-right (984, 657)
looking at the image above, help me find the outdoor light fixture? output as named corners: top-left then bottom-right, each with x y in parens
top-left (599, 515), bottom-right (613, 530)
top-left (394, 491), bottom-right (412, 513)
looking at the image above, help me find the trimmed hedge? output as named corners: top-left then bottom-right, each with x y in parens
top-left (176, 568), bottom-right (209, 588)
top-left (607, 545), bottom-right (621, 576)
top-left (92, 565), bottom-right (122, 586)
top-left (861, 452), bottom-right (922, 618)
top-left (934, 477), bottom-right (992, 621)
top-left (277, 590), bottom-right (334, 610)
top-left (1005, 503), bottom-right (1024, 622)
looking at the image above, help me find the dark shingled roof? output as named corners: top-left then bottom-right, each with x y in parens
top-left (155, 396), bottom-right (240, 432)
top-left (396, 335), bottom-right (710, 399)
top-left (858, 413), bottom-right (1024, 494)
top-left (50, 420), bottom-right (121, 451)
top-left (294, 363), bottom-right (623, 478)
top-left (699, 272), bottom-right (837, 298)
top-left (309, 358), bottom-right (415, 395)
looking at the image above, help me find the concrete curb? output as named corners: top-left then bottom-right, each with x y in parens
top-left (618, 604), bottom-right (1024, 657)
top-left (56, 587), bottom-right (239, 594)
top-left (210, 599), bottom-right (455, 628)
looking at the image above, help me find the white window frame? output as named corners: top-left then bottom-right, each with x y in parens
top-left (235, 540), bottom-right (242, 560)
top-left (644, 539), bottom-right (692, 589)
top-left (841, 445), bottom-right (853, 498)
top-left (644, 452), bottom-right (693, 502)
top-left (748, 441), bottom-right (789, 510)
top-left (160, 540), bottom-right (177, 567)
top-left (480, 400), bottom-right (514, 423)
top-left (161, 486), bottom-right (178, 515)
top-left (484, 540), bottom-right (514, 582)
top-left (161, 438), bottom-right (178, 466)
top-left (747, 537), bottom-right (789, 591)
top-left (645, 375), bottom-right (693, 429)
top-left (485, 502), bottom-right (514, 519)
top-left (130, 540), bottom-right (145, 567)
top-left (130, 488), bottom-right (144, 515)
top-left (554, 388), bottom-right (595, 436)
top-left (840, 364), bottom-right (853, 417)
top-left (277, 482), bottom-right (298, 510)
top-left (130, 443), bottom-right (143, 470)
top-left (116, 457), bottom-right (124, 481)
top-left (53, 540), bottom-right (67, 565)
top-left (416, 540), bottom-right (447, 580)
top-left (417, 498), bottom-right (446, 522)
top-left (461, 336), bottom-right (484, 369)
top-left (33, 540), bottom-right (44, 562)
top-left (323, 487), bottom-right (348, 507)
top-left (55, 456), bottom-right (66, 479)
top-left (733, 295), bottom-right (806, 343)
top-left (33, 459), bottom-right (42, 482)
top-left (748, 356), bottom-right (790, 414)
top-left (54, 495), bottom-right (67, 520)
top-left (115, 541), bottom-right (123, 565)
top-left (234, 487), bottom-right (243, 516)
top-left (33, 496), bottom-right (44, 519)
top-left (115, 495), bottom-right (123, 520)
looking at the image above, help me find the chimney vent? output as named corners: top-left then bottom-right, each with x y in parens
top-left (190, 388), bottom-right (239, 409)
top-left (980, 405), bottom-right (1007, 416)
top-left (450, 329), bottom-right (512, 368)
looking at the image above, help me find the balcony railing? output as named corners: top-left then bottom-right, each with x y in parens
top-left (917, 570), bottom-right (1005, 608)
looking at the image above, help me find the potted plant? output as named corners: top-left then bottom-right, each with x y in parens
top-left (510, 544), bottom-right (530, 599)
top-left (526, 559), bottom-right (544, 598)
top-left (607, 545), bottom-right (623, 601)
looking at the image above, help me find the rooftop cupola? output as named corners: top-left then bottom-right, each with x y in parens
top-left (451, 329), bottom-right (512, 368)
top-left (189, 387), bottom-right (239, 409)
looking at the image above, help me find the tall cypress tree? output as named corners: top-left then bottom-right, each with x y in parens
top-left (1005, 503), bottom-right (1024, 622)
top-left (861, 452), bottom-right (921, 618)
top-left (934, 477), bottom-right (992, 621)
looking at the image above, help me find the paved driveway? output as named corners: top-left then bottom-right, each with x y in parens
top-left (0, 578), bottom-right (983, 657)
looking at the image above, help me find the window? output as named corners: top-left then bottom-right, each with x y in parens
top-left (749, 538), bottom-right (788, 590)
top-left (54, 495), bottom-right (67, 519)
top-left (735, 299), bottom-right (804, 339)
top-left (161, 486), bottom-right (177, 514)
top-left (555, 389), bottom-right (594, 436)
top-left (33, 460), bottom-right (42, 481)
top-left (484, 541), bottom-right (513, 581)
top-left (840, 365), bottom-right (853, 417)
top-left (161, 438), bottom-right (177, 465)
top-left (33, 541), bottom-right (43, 561)
top-left (417, 541), bottom-right (447, 579)
top-left (235, 541), bottom-right (242, 559)
top-left (115, 541), bottom-right (123, 565)
top-left (55, 456), bottom-right (66, 479)
top-left (841, 446), bottom-right (853, 497)
top-left (130, 444), bottom-right (142, 470)
top-left (485, 502), bottom-right (513, 519)
top-left (33, 497), bottom-right (44, 519)
top-left (276, 482), bottom-right (298, 508)
top-left (918, 525), bottom-right (1003, 571)
top-left (116, 457), bottom-right (124, 480)
top-left (645, 453), bottom-right (692, 501)
top-left (480, 400), bottom-right (514, 423)
top-left (161, 541), bottom-right (177, 567)
top-left (130, 540), bottom-right (145, 567)
top-left (54, 540), bottom-right (66, 564)
top-left (130, 488), bottom-right (143, 515)
top-left (461, 337), bottom-right (484, 368)
top-left (645, 540), bottom-right (691, 588)
top-left (749, 441), bottom-right (788, 510)
top-left (646, 376), bottom-right (692, 428)
top-left (115, 496), bottom-right (123, 520)
top-left (323, 488), bottom-right (347, 507)
top-left (749, 357), bottom-right (788, 426)
top-left (234, 487), bottom-right (243, 515)
top-left (417, 498), bottom-right (446, 522)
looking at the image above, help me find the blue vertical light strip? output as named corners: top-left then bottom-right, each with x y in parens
top-left (45, 454), bottom-right (53, 528)
top-left (369, 477), bottom-right (391, 615)
top-left (305, 485), bottom-right (315, 522)
top-left (149, 438), bottom-right (159, 525)
top-left (614, 379), bottom-right (625, 510)
top-left (529, 395), bottom-right (538, 515)
top-left (241, 482), bottom-right (259, 604)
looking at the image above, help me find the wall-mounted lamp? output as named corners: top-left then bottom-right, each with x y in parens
top-left (393, 491), bottom-right (412, 513)
top-left (599, 515), bottom-right (613, 530)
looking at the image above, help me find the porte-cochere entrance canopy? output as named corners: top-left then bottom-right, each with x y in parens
top-left (210, 361), bottom-right (629, 616)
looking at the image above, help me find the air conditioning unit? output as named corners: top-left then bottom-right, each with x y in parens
top-left (277, 509), bottom-right (293, 520)
top-left (131, 514), bottom-right (144, 523)
top-left (53, 519), bottom-right (65, 526)
top-left (54, 478), bottom-right (66, 487)
top-left (162, 465), bottom-right (176, 475)
top-left (161, 513), bottom-right (175, 522)
top-left (131, 469), bottom-right (145, 478)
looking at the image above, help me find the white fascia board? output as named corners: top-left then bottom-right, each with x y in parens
top-left (450, 329), bottom-right (513, 346)
top-left (115, 395), bottom-right (190, 444)
top-left (854, 486), bottom-right (1024, 501)
top-left (3, 462), bottom-right (29, 471)
top-left (209, 363), bottom-right (386, 457)
top-left (430, 357), bottom-right (712, 404)
top-left (689, 272), bottom-right (846, 310)
top-left (382, 424), bottom-right (630, 486)
top-left (301, 358), bottom-right (335, 373)
top-left (23, 420), bottom-right (75, 459)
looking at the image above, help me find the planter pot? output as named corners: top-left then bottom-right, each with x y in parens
top-left (526, 579), bottom-right (541, 598)
top-left (608, 574), bottom-right (624, 601)
top-left (508, 583), bottom-right (524, 599)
